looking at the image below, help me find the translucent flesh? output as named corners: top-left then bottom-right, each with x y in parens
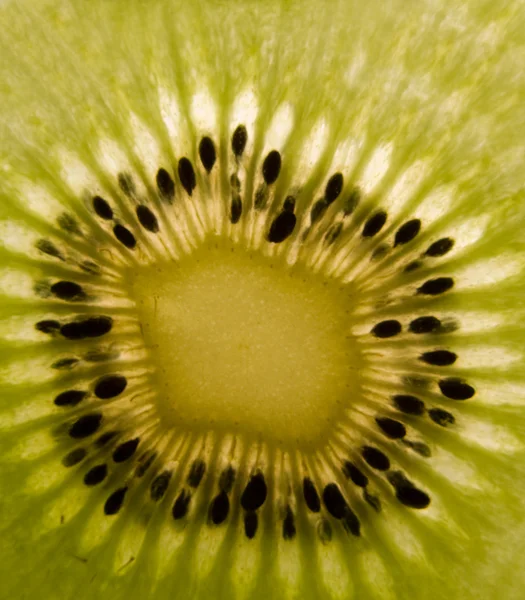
top-left (1, 1), bottom-right (525, 600)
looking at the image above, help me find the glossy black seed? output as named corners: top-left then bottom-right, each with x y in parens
top-left (51, 281), bottom-right (86, 302)
top-left (439, 378), bottom-right (475, 400)
top-left (325, 222), bottom-right (343, 245)
top-left (310, 199), bottom-right (328, 224)
top-left (376, 417), bottom-right (406, 439)
top-left (112, 438), bottom-right (139, 463)
top-left (135, 453), bottom-right (156, 477)
top-left (371, 320), bottom-right (402, 338)
top-left (187, 459), bottom-right (206, 488)
top-left (254, 185), bottom-right (267, 210)
top-left (136, 205), bottom-right (159, 233)
top-left (36, 319), bottom-right (61, 334)
top-left (392, 394), bottom-right (425, 415)
top-left (323, 483), bottom-right (348, 519)
top-left (241, 473), bottom-right (267, 511)
top-left (199, 136), bottom-right (216, 172)
top-left (343, 188), bottom-right (361, 215)
top-left (404, 260), bottom-right (422, 273)
top-left (113, 224), bottom-right (136, 249)
top-left (210, 491), bottom-right (230, 525)
top-left (362, 446), bottom-right (390, 471)
top-left (362, 211), bottom-right (387, 237)
top-left (96, 431), bottom-right (118, 447)
top-left (62, 448), bottom-right (87, 467)
top-left (282, 506), bottom-right (296, 540)
top-left (342, 461), bottom-right (368, 487)
top-left (232, 125), bottom-right (248, 157)
top-left (156, 168), bottom-right (175, 201)
top-left (317, 518), bottom-right (332, 544)
top-left (409, 316), bottom-right (441, 334)
top-left (219, 466), bottom-right (236, 493)
top-left (36, 239), bottom-right (64, 260)
top-left (364, 490), bottom-right (382, 512)
top-left (94, 375), bottom-right (127, 399)
top-left (342, 507), bottom-right (360, 536)
top-left (84, 464), bottom-right (108, 486)
top-left (118, 173), bottom-right (135, 196)
top-left (387, 471), bottom-right (430, 509)
top-left (262, 150), bottom-right (281, 185)
top-left (52, 357), bottom-right (79, 370)
top-left (54, 390), bottom-right (87, 407)
top-left (403, 440), bottom-right (432, 457)
top-left (172, 490), bottom-right (191, 520)
top-left (302, 477), bottom-right (321, 512)
top-left (325, 172), bottom-right (344, 205)
top-left (267, 211), bottom-right (296, 243)
top-left (283, 195), bottom-right (295, 212)
top-left (150, 471), bottom-right (172, 501)
top-left (429, 407), bottom-right (455, 427)
top-left (104, 487), bottom-right (127, 515)
top-left (178, 157), bottom-right (196, 196)
top-left (69, 413), bottom-right (102, 439)
top-left (92, 196), bottom-right (113, 220)
top-left (425, 237), bottom-right (454, 257)
top-left (417, 277), bottom-right (454, 295)
top-left (394, 219), bottom-right (421, 246)
top-left (58, 213), bottom-right (81, 236)
top-left (230, 195), bottom-right (242, 224)
top-left (244, 511), bottom-right (258, 539)
top-left (420, 350), bottom-right (457, 366)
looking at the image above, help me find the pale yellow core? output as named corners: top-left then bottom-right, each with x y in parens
top-left (129, 239), bottom-right (361, 447)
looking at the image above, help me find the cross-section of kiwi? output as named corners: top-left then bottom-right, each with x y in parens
top-left (1, 1), bottom-right (525, 599)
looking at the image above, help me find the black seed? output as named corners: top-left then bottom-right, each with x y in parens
top-left (343, 187), bottom-right (361, 215)
top-left (403, 440), bottom-right (432, 457)
top-left (113, 224), bottom-right (136, 249)
top-left (52, 357), bottom-right (79, 370)
top-left (302, 477), bottom-right (321, 512)
top-left (267, 211), bottom-right (296, 243)
top-left (342, 462), bottom-right (368, 487)
top-left (325, 222), bottom-right (343, 245)
top-left (387, 471), bottom-right (430, 509)
top-left (69, 413), bottom-right (102, 439)
top-left (404, 260), bottom-right (422, 273)
top-left (417, 277), bottom-right (454, 296)
top-left (36, 239), bottom-right (64, 260)
top-left (199, 136), bottom-right (216, 173)
top-left (232, 125), bottom-right (248, 157)
top-left (54, 390), bottom-right (87, 407)
top-left (429, 407), bottom-right (455, 427)
top-left (51, 281), bottom-right (86, 302)
top-left (61, 316), bottom-right (113, 340)
top-left (325, 172), bottom-right (344, 205)
top-left (362, 446), bottom-right (390, 471)
top-left (420, 350), bottom-right (457, 366)
top-left (364, 490), bottom-right (382, 512)
top-left (371, 319), bottom-right (402, 338)
top-left (135, 453), bottom-right (156, 477)
top-left (362, 211), bottom-right (387, 237)
top-left (62, 448), bottom-right (87, 467)
top-left (104, 487), bottom-right (127, 515)
top-left (94, 374), bottom-right (127, 399)
top-left (244, 511), bottom-right (258, 539)
top-left (92, 196), bottom-right (113, 220)
top-left (283, 195), bottom-right (295, 211)
top-left (96, 431), bottom-right (118, 447)
top-left (394, 219), bottom-right (421, 246)
top-left (150, 471), bottom-right (172, 501)
top-left (58, 213), bottom-right (81, 236)
top-left (156, 168), bottom-right (175, 201)
top-left (187, 459), bottom-right (206, 488)
top-left (262, 150), bottom-right (281, 185)
top-left (241, 473), bottom-right (267, 511)
top-left (254, 185), bottom-right (267, 210)
top-left (178, 157), bottom-right (196, 196)
top-left (118, 173), bottom-right (135, 196)
top-left (317, 518), bottom-right (332, 544)
top-left (342, 507), bottom-right (360, 537)
top-left (84, 464), bottom-right (108, 486)
top-left (230, 195), bottom-right (242, 224)
top-left (323, 483), bottom-right (348, 519)
top-left (282, 506), bottom-right (296, 540)
top-left (36, 319), bottom-right (61, 334)
top-left (425, 237), bottom-right (454, 257)
top-left (375, 417), bottom-right (406, 439)
top-left (310, 199), bottom-right (328, 224)
top-left (392, 394), bottom-right (425, 415)
top-left (112, 438), bottom-right (139, 463)
top-left (172, 490), bottom-right (191, 519)
top-left (210, 491), bottom-right (230, 525)
top-left (409, 316), bottom-right (441, 334)
top-left (219, 466), bottom-right (236, 493)
top-left (439, 378), bottom-right (475, 400)
top-left (136, 205), bottom-right (159, 233)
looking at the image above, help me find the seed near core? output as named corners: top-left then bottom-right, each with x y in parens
top-left (129, 239), bottom-right (362, 445)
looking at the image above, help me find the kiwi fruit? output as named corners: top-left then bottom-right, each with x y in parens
top-left (1, 1), bottom-right (525, 599)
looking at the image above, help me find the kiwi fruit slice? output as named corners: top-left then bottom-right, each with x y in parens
top-left (1, 1), bottom-right (525, 599)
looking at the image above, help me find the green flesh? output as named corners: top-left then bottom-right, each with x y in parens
top-left (1, 1), bottom-right (525, 599)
